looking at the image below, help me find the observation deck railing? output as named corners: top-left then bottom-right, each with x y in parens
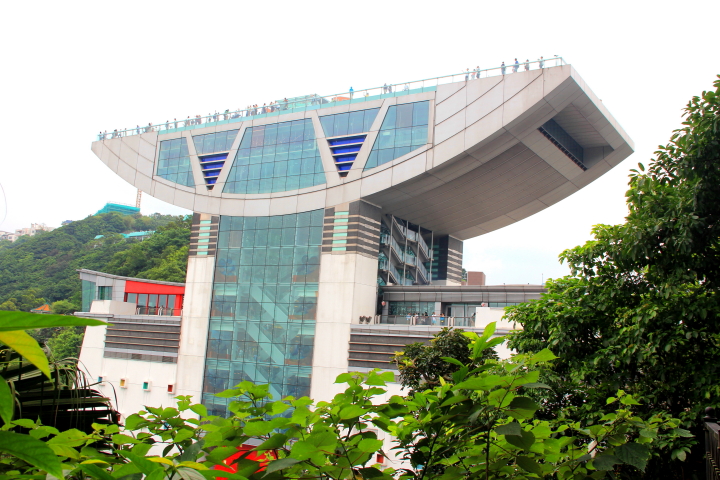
top-left (97, 57), bottom-right (566, 141)
top-left (373, 315), bottom-right (477, 327)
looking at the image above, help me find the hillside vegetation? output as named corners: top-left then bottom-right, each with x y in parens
top-left (0, 213), bottom-right (191, 313)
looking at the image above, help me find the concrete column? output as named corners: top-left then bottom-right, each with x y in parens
top-left (175, 255), bottom-right (216, 401)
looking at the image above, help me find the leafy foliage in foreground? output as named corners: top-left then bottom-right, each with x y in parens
top-left (506, 77), bottom-right (720, 478)
top-left (0, 322), bottom-right (690, 479)
top-left (391, 326), bottom-right (498, 392)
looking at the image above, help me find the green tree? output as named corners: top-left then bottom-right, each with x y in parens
top-left (0, 213), bottom-right (188, 309)
top-left (507, 76), bottom-right (720, 477)
top-left (46, 327), bottom-right (84, 361)
top-left (51, 299), bottom-right (76, 315)
top-left (392, 327), bottom-right (498, 392)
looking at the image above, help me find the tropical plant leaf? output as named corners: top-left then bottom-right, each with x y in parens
top-left (264, 457), bottom-right (302, 475)
top-left (0, 311), bottom-right (107, 331)
top-left (0, 377), bottom-right (14, 423)
top-left (0, 431), bottom-right (64, 478)
top-left (0, 330), bottom-right (51, 377)
top-left (616, 443), bottom-right (650, 471)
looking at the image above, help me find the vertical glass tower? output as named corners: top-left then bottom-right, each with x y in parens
top-left (202, 210), bottom-right (323, 415)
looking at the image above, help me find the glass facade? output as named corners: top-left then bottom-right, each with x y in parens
top-left (97, 286), bottom-right (112, 301)
top-left (157, 138), bottom-right (194, 187)
top-left (389, 301), bottom-right (435, 315)
top-left (203, 210), bottom-right (324, 416)
top-left (81, 280), bottom-right (95, 312)
top-left (222, 119), bottom-right (326, 194)
top-left (365, 101), bottom-right (430, 170)
top-left (193, 130), bottom-right (239, 155)
top-left (319, 108), bottom-right (379, 138)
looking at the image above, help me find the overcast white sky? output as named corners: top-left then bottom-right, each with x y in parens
top-left (0, 0), bottom-right (716, 285)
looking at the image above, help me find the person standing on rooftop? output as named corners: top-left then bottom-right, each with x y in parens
top-left (539, 56), bottom-right (545, 68)
top-left (383, 83), bottom-right (388, 94)
top-left (174, 118), bottom-right (178, 128)
top-left (525, 59), bottom-right (530, 71)
top-left (501, 62), bottom-right (506, 75)
top-left (136, 125), bottom-right (141, 135)
top-left (349, 86), bottom-right (354, 99)
top-left (513, 58), bottom-right (519, 73)
top-left (465, 68), bottom-right (469, 81)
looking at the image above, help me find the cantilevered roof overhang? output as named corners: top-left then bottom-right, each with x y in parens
top-left (91, 64), bottom-right (632, 241)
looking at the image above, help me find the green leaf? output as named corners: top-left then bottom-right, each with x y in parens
top-left (190, 404), bottom-right (208, 417)
top-left (440, 357), bottom-right (465, 367)
top-left (253, 434), bottom-right (288, 451)
top-left (505, 429), bottom-right (535, 451)
top-left (174, 428), bottom-right (195, 443)
top-left (507, 396), bottom-right (540, 411)
top-left (496, 422), bottom-right (522, 436)
top-left (0, 377), bottom-right (14, 423)
top-left (290, 440), bottom-right (320, 460)
top-left (338, 405), bottom-right (366, 419)
top-left (357, 438), bottom-right (383, 453)
top-left (263, 457), bottom-right (302, 475)
top-left (357, 467), bottom-right (386, 478)
top-left (516, 455), bottom-right (542, 475)
top-left (0, 431), bottom-right (64, 478)
top-left (521, 382), bottom-right (552, 390)
top-left (530, 348), bottom-right (558, 363)
top-left (48, 429), bottom-right (89, 448)
top-left (80, 464), bottom-right (116, 480)
top-left (47, 443), bottom-right (79, 459)
top-left (593, 454), bottom-right (621, 470)
top-left (177, 467), bottom-right (207, 480)
top-left (0, 330), bottom-right (51, 378)
top-left (121, 451), bottom-right (163, 475)
top-left (638, 428), bottom-right (657, 439)
top-left (616, 443), bottom-right (650, 471)
top-left (455, 374), bottom-right (502, 391)
top-left (112, 433), bottom-right (140, 445)
top-left (0, 311), bottom-right (107, 331)
top-left (439, 395), bottom-right (468, 407)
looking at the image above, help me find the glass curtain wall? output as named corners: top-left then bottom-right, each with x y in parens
top-left (319, 108), bottom-right (379, 138)
top-left (81, 280), bottom-right (95, 312)
top-left (203, 210), bottom-right (324, 416)
top-left (223, 119), bottom-right (325, 194)
top-left (193, 130), bottom-right (239, 155)
top-left (364, 101), bottom-right (429, 170)
top-left (157, 137), bottom-right (194, 187)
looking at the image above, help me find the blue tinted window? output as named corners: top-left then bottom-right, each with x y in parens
top-left (223, 119), bottom-right (325, 194)
top-left (193, 129), bottom-right (239, 155)
top-left (319, 108), bottom-right (380, 138)
top-left (157, 137), bottom-right (194, 187)
top-left (364, 101), bottom-right (429, 170)
top-left (202, 210), bottom-right (324, 414)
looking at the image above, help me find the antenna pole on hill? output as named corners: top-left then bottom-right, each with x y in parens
top-left (136, 189), bottom-right (142, 210)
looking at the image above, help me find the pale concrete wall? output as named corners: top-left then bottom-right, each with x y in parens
top-left (78, 325), bottom-right (179, 418)
top-left (311, 252), bottom-right (378, 402)
top-left (175, 255), bottom-right (216, 402)
top-left (89, 300), bottom-right (136, 315)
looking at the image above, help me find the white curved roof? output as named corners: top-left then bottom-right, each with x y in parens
top-left (91, 65), bottom-right (632, 240)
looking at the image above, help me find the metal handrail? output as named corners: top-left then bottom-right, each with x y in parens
top-left (135, 306), bottom-right (182, 317)
top-left (375, 315), bottom-right (478, 327)
top-left (97, 57), bottom-right (566, 140)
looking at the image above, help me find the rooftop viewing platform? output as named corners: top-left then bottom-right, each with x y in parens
top-left (97, 57), bottom-right (566, 141)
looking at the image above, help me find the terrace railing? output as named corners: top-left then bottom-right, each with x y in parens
top-left (375, 315), bottom-right (476, 327)
top-left (706, 408), bottom-right (720, 480)
top-left (98, 57), bottom-right (566, 141)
